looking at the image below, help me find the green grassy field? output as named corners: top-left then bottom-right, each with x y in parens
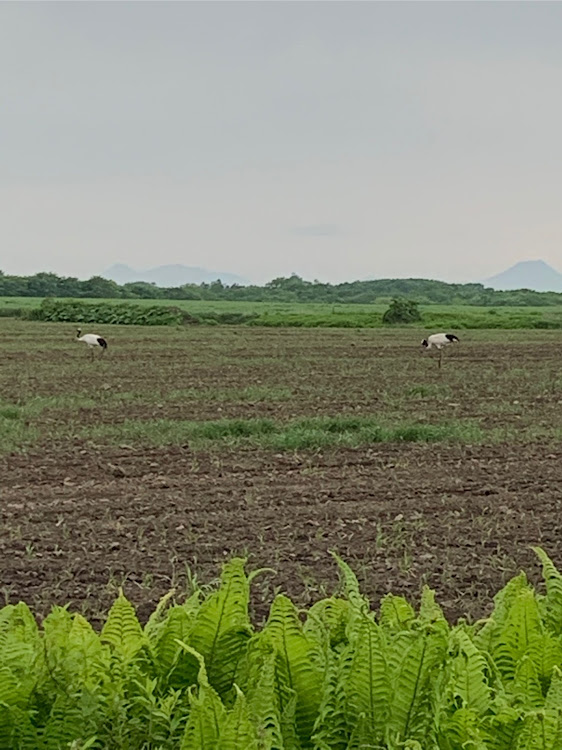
top-left (4, 295), bottom-right (562, 328)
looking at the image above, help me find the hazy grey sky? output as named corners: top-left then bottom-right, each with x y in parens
top-left (2, 1), bottom-right (562, 283)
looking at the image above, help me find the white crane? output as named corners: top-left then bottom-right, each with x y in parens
top-left (76, 329), bottom-right (108, 359)
top-left (421, 333), bottom-right (459, 368)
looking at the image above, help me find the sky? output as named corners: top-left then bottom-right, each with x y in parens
top-left (2, 1), bottom-right (562, 284)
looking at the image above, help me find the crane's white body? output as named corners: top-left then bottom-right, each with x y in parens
top-left (76, 329), bottom-right (108, 358)
top-left (78, 333), bottom-right (103, 347)
top-left (421, 332), bottom-right (459, 350)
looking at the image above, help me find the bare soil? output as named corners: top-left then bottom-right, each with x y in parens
top-left (1, 440), bottom-right (561, 626)
top-left (2, 323), bottom-right (562, 625)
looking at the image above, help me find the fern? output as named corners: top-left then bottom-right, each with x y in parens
top-left (449, 629), bottom-right (492, 716)
top-left (217, 686), bottom-right (260, 750)
top-left (533, 547), bottom-right (562, 636)
top-left (189, 558), bottom-right (252, 697)
top-left (246, 647), bottom-right (286, 750)
top-left (179, 645), bottom-right (226, 750)
top-left (311, 648), bottom-right (352, 750)
top-left (331, 554), bottom-right (370, 616)
top-left (512, 657), bottom-right (544, 710)
top-left (344, 614), bottom-right (389, 743)
top-left (100, 590), bottom-right (145, 662)
top-left (155, 602), bottom-right (200, 689)
top-left (379, 594), bottom-right (416, 633)
top-left (258, 595), bottom-right (323, 746)
top-left (387, 624), bottom-right (448, 744)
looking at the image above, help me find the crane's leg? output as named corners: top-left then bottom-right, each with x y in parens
top-left (438, 348), bottom-right (443, 369)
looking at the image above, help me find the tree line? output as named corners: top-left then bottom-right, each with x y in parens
top-left (0, 270), bottom-right (560, 306)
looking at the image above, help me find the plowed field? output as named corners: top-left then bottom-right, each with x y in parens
top-left (1, 321), bottom-right (562, 623)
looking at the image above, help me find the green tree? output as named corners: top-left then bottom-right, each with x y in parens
top-left (382, 297), bottom-right (422, 324)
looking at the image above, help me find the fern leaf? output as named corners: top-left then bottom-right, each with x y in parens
top-left (100, 590), bottom-right (145, 661)
top-left (533, 547), bottom-right (562, 636)
top-left (144, 589), bottom-right (177, 642)
top-left (379, 594), bottom-right (416, 633)
top-left (218, 686), bottom-right (259, 750)
top-left (492, 589), bottom-right (543, 683)
top-left (480, 707), bottom-right (523, 750)
top-left (246, 647), bottom-right (285, 750)
top-left (156, 603), bottom-right (200, 689)
top-left (512, 656), bottom-right (544, 710)
top-left (544, 666), bottom-right (562, 711)
top-left (449, 629), bottom-right (492, 716)
top-left (311, 648), bottom-right (352, 750)
top-left (524, 633), bottom-right (562, 694)
top-left (418, 586), bottom-right (446, 626)
top-left (41, 693), bottom-right (99, 750)
top-left (189, 558), bottom-right (252, 697)
top-left (438, 707), bottom-right (488, 750)
top-left (179, 644), bottom-right (227, 750)
top-left (387, 625), bottom-right (448, 744)
top-left (344, 614), bottom-right (389, 744)
top-left (259, 595), bottom-right (323, 746)
top-left (474, 573), bottom-right (531, 656)
top-left (330, 553), bottom-right (370, 614)
top-left (304, 597), bottom-right (350, 652)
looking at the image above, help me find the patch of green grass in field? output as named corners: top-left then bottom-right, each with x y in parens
top-left (0, 402), bottom-right (38, 453)
top-left (81, 414), bottom-right (483, 450)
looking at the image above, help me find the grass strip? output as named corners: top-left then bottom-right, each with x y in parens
top-left (80, 414), bottom-right (483, 450)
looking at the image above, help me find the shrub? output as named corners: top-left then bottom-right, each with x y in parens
top-left (382, 297), bottom-right (422, 324)
top-left (27, 299), bottom-right (193, 326)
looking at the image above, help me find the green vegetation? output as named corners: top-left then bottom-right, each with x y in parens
top-left (6, 296), bottom-right (562, 329)
top-left (82, 415), bottom-right (483, 450)
top-left (2, 269), bottom-right (562, 306)
top-left (382, 297), bottom-right (422, 324)
top-left (3, 550), bottom-right (562, 748)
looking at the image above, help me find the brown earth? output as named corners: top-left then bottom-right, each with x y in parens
top-left (2, 323), bottom-right (562, 626)
top-left (1, 439), bottom-right (561, 627)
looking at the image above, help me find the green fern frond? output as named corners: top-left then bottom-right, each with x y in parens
top-left (304, 597), bottom-right (350, 653)
top-left (475, 573), bottom-right (531, 656)
top-left (438, 707), bottom-right (488, 750)
top-left (533, 547), bottom-right (562, 636)
top-left (144, 589), bottom-right (177, 643)
top-left (179, 643), bottom-right (227, 750)
top-left (246, 647), bottom-right (285, 750)
top-left (311, 648), bottom-right (352, 750)
top-left (41, 693), bottom-right (99, 750)
top-left (100, 590), bottom-right (145, 662)
top-left (156, 603), bottom-right (200, 689)
top-left (512, 656), bottom-right (544, 710)
top-left (418, 586), bottom-right (447, 626)
top-left (544, 666), bottom-right (562, 711)
top-left (387, 625), bottom-right (448, 744)
top-left (524, 633), bottom-right (562, 694)
top-left (480, 707), bottom-right (523, 750)
top-left (217, 686), bottom-right (259, 750)
top-left (259, 594), bottom-right (323, 745)
top-left (449, 629), bottom-right (492, 716)
top-left (379, 594), bottom-right (416, 633)
top-left (189, 558), bottom-right (252, 697)
top-left (344, 614), bottom-right (389, 743)
top-left (330, 553), bottom-right (370, 615)
top-left (491, 589), bottom-right (544, 683)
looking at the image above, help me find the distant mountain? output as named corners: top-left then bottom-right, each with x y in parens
top-left (103, 263), bottom-right (249, 287)
top-left (485, 260), bottom-right (562, 292)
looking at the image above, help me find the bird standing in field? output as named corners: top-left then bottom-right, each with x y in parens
top-left (421, 332), bottom-right (459, 368)
top-left (76, 329), bottom-right (108, 359)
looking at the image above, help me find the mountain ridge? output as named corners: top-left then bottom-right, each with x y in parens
top-left (484, 260), bottom-right (562, 292)
top-left (103, 263), bottom-right (249, 286)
